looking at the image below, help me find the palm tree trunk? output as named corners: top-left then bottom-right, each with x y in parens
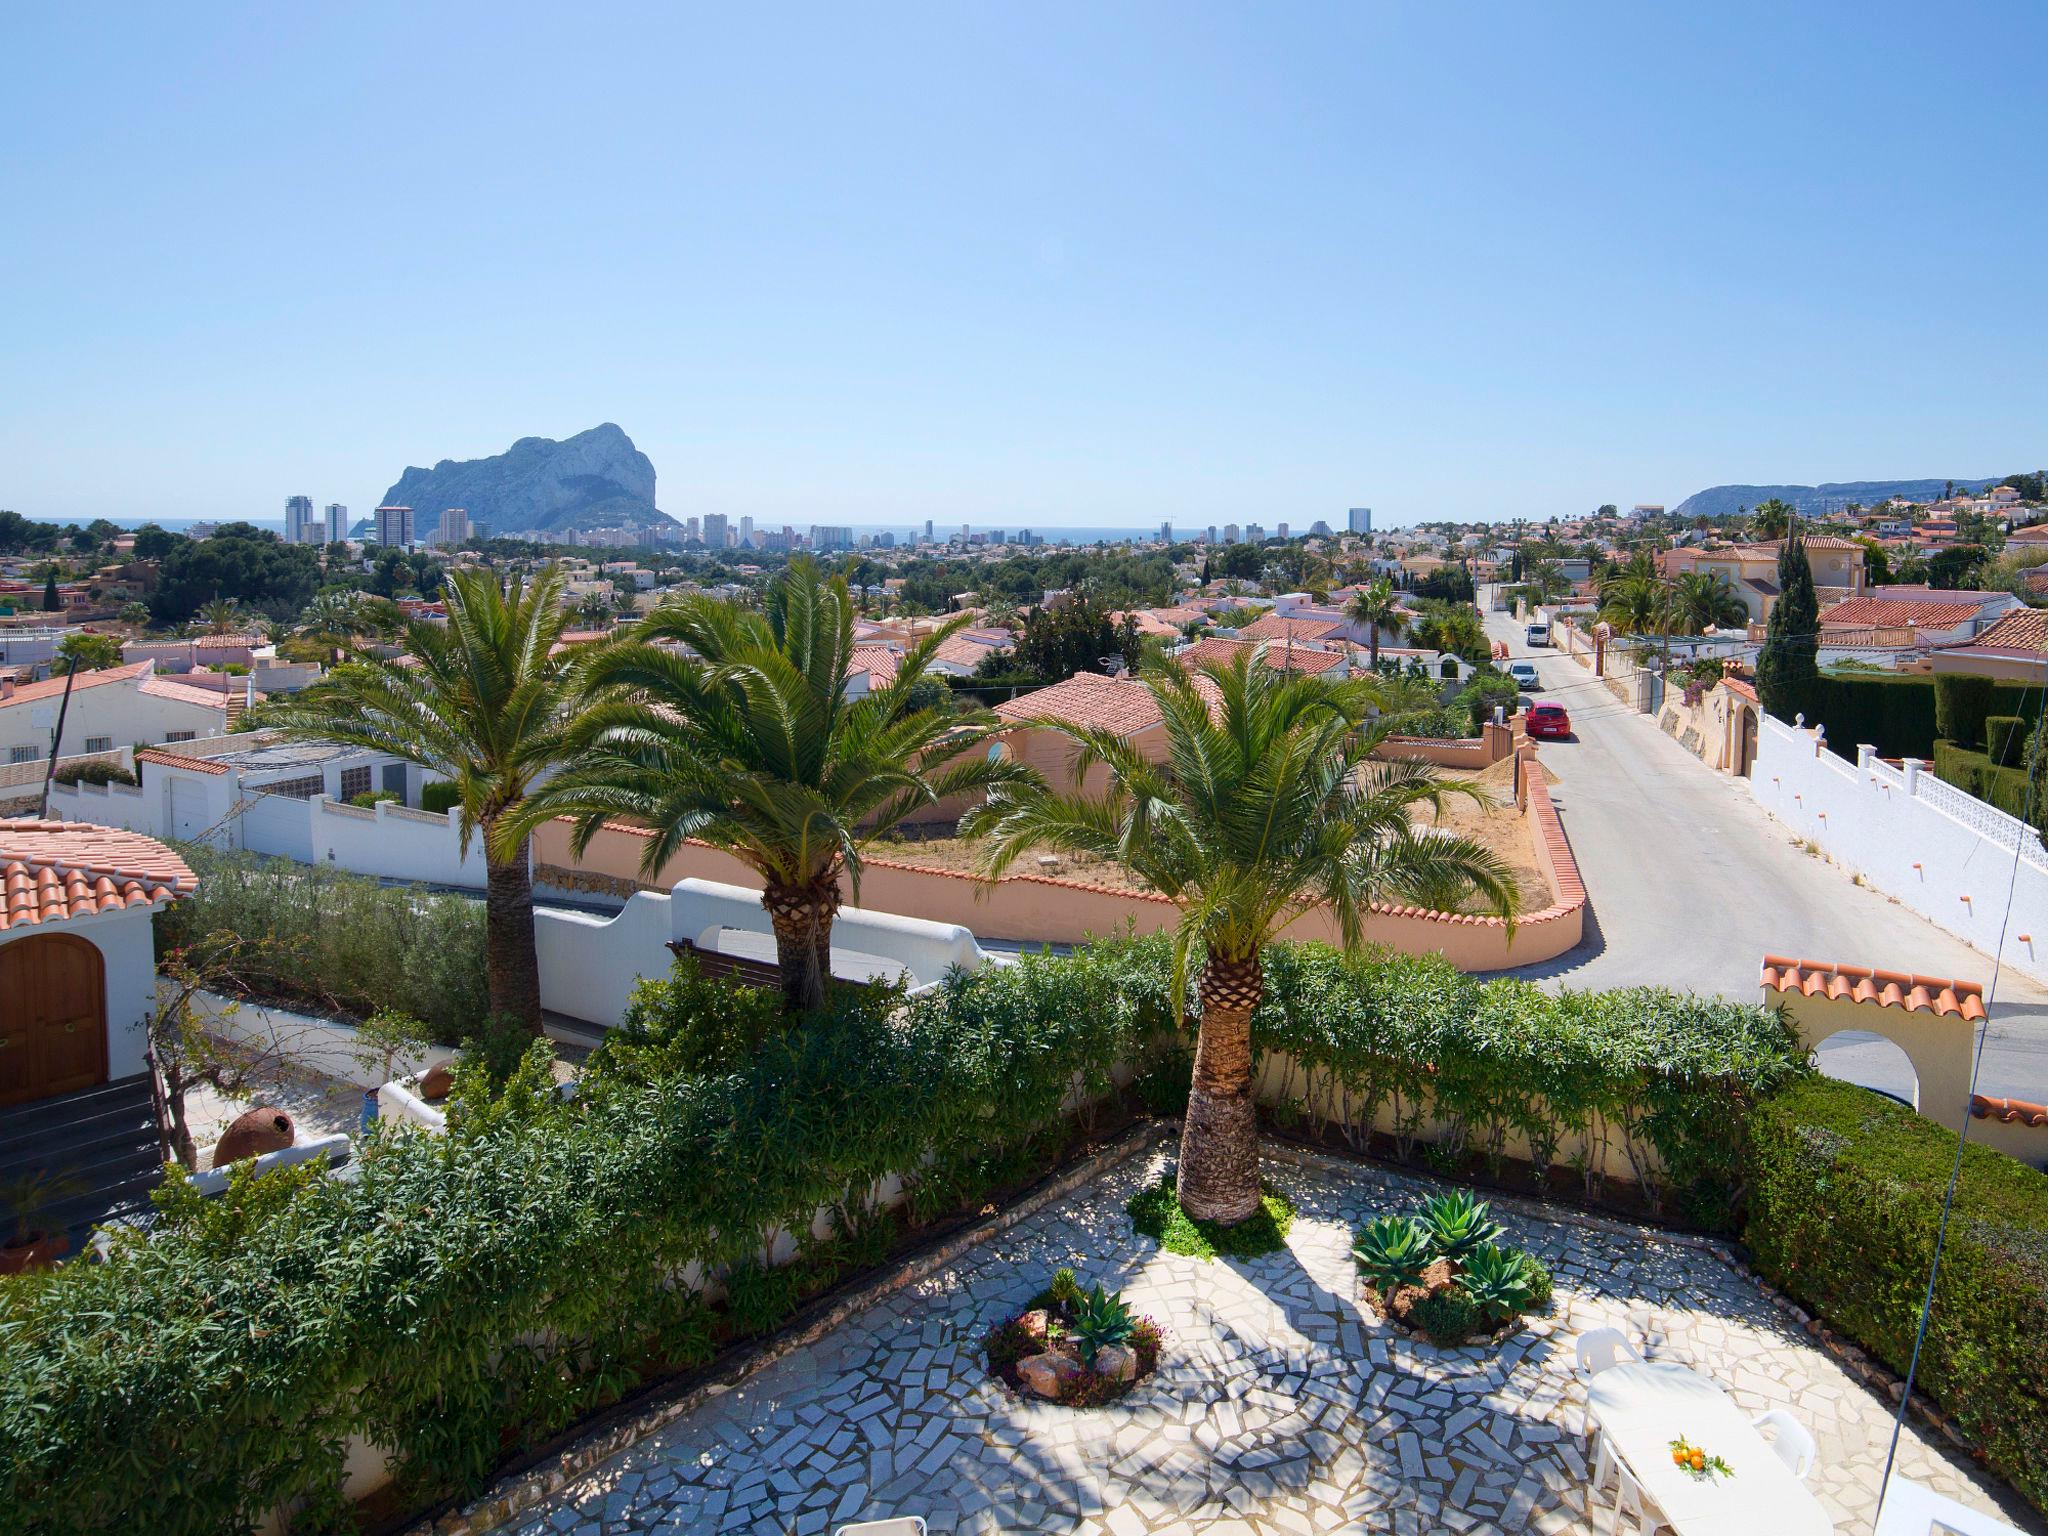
top-left (1177, 947), bottom-right (1264, 1225)
top-left (762, 879), bottom-right (840, 1014)
top-left (1368, 620), bottom-right (1380, 671)
top-left (483, 828), bottom-right (544, 1032)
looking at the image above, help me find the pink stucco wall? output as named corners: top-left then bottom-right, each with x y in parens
top-left (530, 756), bottom-right (1585, 972)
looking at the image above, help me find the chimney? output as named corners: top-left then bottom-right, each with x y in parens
top-left (0, 673), bottom-right (14, 701)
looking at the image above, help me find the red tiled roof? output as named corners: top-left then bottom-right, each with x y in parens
top-left (850, 646), bottom-right (901, 684)
top-left (1971, 1094), bottom-right (2048, 1128)
top-left (139, 674), bottom-right (247, 710)
top-left (993, 672), bottom-right (1164, 736)
top-left (1821, 597), bottom-right (1984, 629)
top-left (932, 631), bottom-right (1012, 669)
top-left (0, 820), bottom-right (197, 931)
top-left (1178, 636), bottom-right (1345, 675)
top-left (0, 660), bottom-right (151, 709)
top-left (135, 747), bottom-right (230, 774)
top-left (1759, 955), bottom-right (1986, 1021)
top-left (1233, 612), bottom-right (1348, 644)
top-left (1961, 609), bottom-right (2048, 655)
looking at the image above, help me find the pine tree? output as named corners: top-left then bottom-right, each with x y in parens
top-left (1754, 528), bottom-right (1819, 724)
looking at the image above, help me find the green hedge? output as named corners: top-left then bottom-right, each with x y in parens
top-left (1934, 673), bottom-right (2044, 756)
top-left (419, 779), bottom-right (461, 816)
top-left (0, 958), bottom-right (1146, 1536)
top-left (1745, 1076), bottom-right (2048, 1517)
top-left (154, 846), bottom-right (488, 1043)
top-left (1986, 714), bottom-right (2029, 766)
top-left (1808, 674), bottom-right (1939, 761)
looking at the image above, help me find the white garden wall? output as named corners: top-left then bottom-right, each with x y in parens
top-left (1751, 713), bottom-right (2048, 984)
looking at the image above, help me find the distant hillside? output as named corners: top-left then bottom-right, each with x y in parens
top-left (1672, 478), bottom-right (2003, 522)
top-left (379, 424), bottom-right (675, 536)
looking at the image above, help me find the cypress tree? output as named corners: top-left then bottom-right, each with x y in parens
top-left (1755, 528), bottom-right (1820, 724)
top-left (42, 571), bottom-right (61, 611)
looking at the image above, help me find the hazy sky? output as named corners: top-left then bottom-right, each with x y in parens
top-left (4, 2), bottom-right (2043, 530)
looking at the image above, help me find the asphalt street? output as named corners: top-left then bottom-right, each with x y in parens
top-left (1481, 594), bottom-right (2048, 1107)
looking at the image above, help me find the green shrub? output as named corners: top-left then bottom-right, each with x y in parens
top-left (1986, 714), bottom-right (2029, 766)
top-left (420, 779), bottom-right (461, 816)
top-left (1127, 1176), bottom-right (1295, 1260)
top-left (584, 953), bottom-right (789, 1085)
top-left (1407, 1286), bottom-right (1484, 1346)
top-left (346, 789), bottom-right (400, 808)
top-left (1458, 669), bottom-right (1520, 729)
top-left (1809, 674), bottom-right (1940, 761)
top-left (1932, 742), bottom-right (2048, 834)
top-left (52, 759), bottom-right (137, 787)
top-left (1745, 1076), bottom-right (2048, 1518)
top-left (154, 846), bottom-right (488, 1043)
top-left (0, 966), bottom-right (1151, 1534)
top-left (1935, 672), bottom-right (2000, 752)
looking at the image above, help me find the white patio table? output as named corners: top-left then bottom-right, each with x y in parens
top-left (1585, 1361), bottom-right (1835, 1536)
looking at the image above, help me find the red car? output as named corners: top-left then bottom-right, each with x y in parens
top-left (1525, 702), bottom-right (1571, 740)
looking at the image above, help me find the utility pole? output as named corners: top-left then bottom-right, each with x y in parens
top-left (37, 661), bottom-right (80, 820)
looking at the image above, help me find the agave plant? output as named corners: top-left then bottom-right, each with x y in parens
top-left (1068, 1284), bottom-right (1138, 1366)
top-left (1457, 1243), bottom-right (1538, 1320)
top-left (1418, 1190), bottom-right (1503, 1263)
top-left (1352, 1215), bottom-right (1433, 1292)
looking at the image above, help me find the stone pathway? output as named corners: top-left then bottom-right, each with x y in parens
top-left (506, 1144), bottom-right (2035, 1535)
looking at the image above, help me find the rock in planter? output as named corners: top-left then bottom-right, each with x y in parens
top-left (212, 1107), bottom-right (296, 1169)
top-left (1016, 1350), bottom-right (1085, 1401)
top-left (1093, 1344), bottom-right (1138, 1383)
top-left (1018, 1308), bottom-right (1051, 1341)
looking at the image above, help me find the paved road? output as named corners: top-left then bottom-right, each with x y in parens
top-left (1482, 594), bottom-right (2048, 1106)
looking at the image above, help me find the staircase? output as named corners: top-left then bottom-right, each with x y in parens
top-left (0, 1076), bottom-right (165, 1262)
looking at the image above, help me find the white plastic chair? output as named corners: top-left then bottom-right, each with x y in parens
top-left (1751, 1408), bottom-right (1817, 1481)
top-left (836, 1521), bottom-right (928, 1536)
top-left (1575, 1326), bottom-right (1645, 1380)
top-left (1607, 1464), bottom-right (1668, 1535)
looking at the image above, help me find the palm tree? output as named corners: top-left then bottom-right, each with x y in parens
top-left (296, 590), bottom-right (373, 665)
top-left (1749, 498), bottom-right (1795, 542)
top-left (1596, 556), bottom-right (1667, 637)
top-left (1664, 571), bottom-right (1747, 636)
top-left (574, 591), bottom-right (616, 630)
top-left (962, 649), bottom-right (1519, 1225)
top-left (194, 597), bottom-right (243, 636)
top-left (1345, 578), bottom-right (1401, 669)
top-left (262, 566), bottom-right (579, 1030)
top-left (504, 557), bottom-right (1030, 1014)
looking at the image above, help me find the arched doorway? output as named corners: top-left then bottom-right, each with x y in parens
top-left (1735, 704), bottom-right (1759, 777)
top-left (1809, 1029), bottom-right (1919, 1111)
top-left (0, 932), bottom-right (107, 1106)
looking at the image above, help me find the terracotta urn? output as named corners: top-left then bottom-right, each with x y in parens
top-left (0, 1232), bottom-right (69, 1274)
top-left (212, 1107), bottom-right (296, 1169)
top-left (418, 1062), bottom-right (455, 1101)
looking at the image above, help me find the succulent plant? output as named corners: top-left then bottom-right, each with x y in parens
top-left (1047, 1267), bottom-right (1085, 1309)
top-left (1068, 1283), bottom-right (1137, 1366)
top-left (1458, 1242), bottom-right (1538, 1319)
top-left (1418, 1190), bottom-right (1503, 1262)
top-left (1352, 1215), bottom-right (1433, 1292)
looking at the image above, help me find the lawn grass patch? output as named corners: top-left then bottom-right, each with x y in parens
top-left (1127, 1176), bottom-right (1294, 1260)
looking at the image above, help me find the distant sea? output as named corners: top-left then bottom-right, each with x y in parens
top-left (26, 516), bottom-right (1303, 547)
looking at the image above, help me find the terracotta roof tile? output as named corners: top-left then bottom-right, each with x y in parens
top-left (1233, 612), bottom-right (1348, 644)
top-left (993, 672), bottom-right (1163, 736)
top-left (1970, 1094), bottom-right (2048, 1128)
top-left (851, 646), bottom-right (901, 684)
top-left (1178, 636), bottom-right (1345, 675)
top-left (0, 660), bottom-right (152, 710)
top-left (0, 819), bottom-right (197, 931)
top-left (135, 747), bottom-right (230, 774)
top-left (1759, 955), bottom-right (1986, 1022)
top-left (1962, 609), bottom-right (2048, 655)
top-left (139, 674), bottom-right (247, 709)
top-left (1821, 597), bottom-right (1985, 629)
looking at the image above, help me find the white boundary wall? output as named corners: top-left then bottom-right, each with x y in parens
top-left (1751, 713), bottom-right (2048, 983)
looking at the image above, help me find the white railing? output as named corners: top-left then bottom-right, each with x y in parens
top-left (1912, 770), bottom-right (2048, 871)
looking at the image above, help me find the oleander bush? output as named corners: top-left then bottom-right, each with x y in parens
top-left (1745, 1075), bottom-right (2048, 1519)
top-left (154, 845), bottom-right (488, 1043)
top-left (52, 758), bottom-right (138, 787)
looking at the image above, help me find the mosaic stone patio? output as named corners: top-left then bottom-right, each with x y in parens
top-left (504, 1140), bottom-right (2035, 1535)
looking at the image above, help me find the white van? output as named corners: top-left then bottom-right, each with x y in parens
top-left (1526, 620), bottom-right (1551, 647)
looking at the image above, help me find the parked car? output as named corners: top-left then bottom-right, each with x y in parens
top-left (1525, 620), bottom-right (1551, 647)
top-left (1506, 660), bottom-right (1540, 691)
top-left (1525, 702), bottom-right (1571, 739)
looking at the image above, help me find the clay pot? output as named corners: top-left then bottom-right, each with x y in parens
top-left (0, 1232), bottom-right (69, 1274)
top-left (212, 1107), bottom-right (296, 1169)
top-left (418, 1063), bottom-right (455, 1101)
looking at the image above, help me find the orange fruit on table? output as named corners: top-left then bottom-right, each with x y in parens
top-left (1690, 1451), bottom-right (1706, 1470)
top-left (1672, 1449), bottom-right (1687, 1465)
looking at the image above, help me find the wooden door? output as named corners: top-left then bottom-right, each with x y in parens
top-left (1738, 706), bottom-right (1759, 777)
top-left (0, 933), bottom-right (107, 1106)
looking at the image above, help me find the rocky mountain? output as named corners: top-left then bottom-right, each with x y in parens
top-left (379, 424), bottom-right (674, 536)
top-left (1672, 477), bottom-right (2003, 522)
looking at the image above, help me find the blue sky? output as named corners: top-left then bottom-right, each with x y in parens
top-left (3, 2), bottom-right (2043, 530)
